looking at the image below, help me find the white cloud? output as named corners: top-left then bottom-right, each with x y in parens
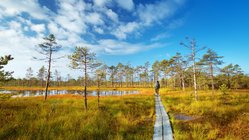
top-left (116, 0), bottom-right (134, 11)
top-left (47, 22), bottom-right (72, 41)
top-left (66, 39), bottom-right (164, 56)
top-left (137, 0), bottom-right (185, 25)
top-left (47, 22), bottom-right (59, 35)
top-left (97, 39), bottom-right (163, 55)
top-left (113, 22), bottom-right (140, 39)
top-left (56, 15), bottom-right (85, 34)
top-left (106, 9), bottom-right (119, 23)
top-left (55, 0), bottom-right (87, 34)
top-left (93, 0), bottom-right (111, 7)
top-left (8, 21), bottom-right (22, 30)
top-left (85, 12), bottom-right (104, 25)
top-left (94, 26), bottom-right (104, 34)
top-left (151, 33), bottom-right (171, 42)
top-left (30, 23), bottom-right (45, 33)
top-left (0, 0), bottom-right (51, 20)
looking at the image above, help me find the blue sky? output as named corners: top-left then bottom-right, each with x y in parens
top-left (0, 0), bottom-right (248, 78)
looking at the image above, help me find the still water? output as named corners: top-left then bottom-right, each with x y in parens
top-left (0, 90), bottom-right (139, 97)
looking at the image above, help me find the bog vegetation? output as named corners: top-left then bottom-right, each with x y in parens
top-left (161, 89), bottom-right (249, 140)
top-left (0, 93), bottom-right (154, 140)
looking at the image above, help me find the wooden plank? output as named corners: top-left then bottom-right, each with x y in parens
top-left (153, 95), bottom-right (174, 140)
top-left (153, 95), bottom-right (163, 140)
top-left (159, 96), bottom-right (174, 140)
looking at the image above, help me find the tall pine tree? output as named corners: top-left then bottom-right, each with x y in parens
top-left (34, 34), bottom-right (61, 100)
top-left (68, 46), bottom-right (100, 110)
top-left (200, 49), bottom-right (223, 93)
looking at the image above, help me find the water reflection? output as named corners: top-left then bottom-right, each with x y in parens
top-left (174, 114), bottom-right (195, 121)
top-left (0, 90), bottom-right (139, 98)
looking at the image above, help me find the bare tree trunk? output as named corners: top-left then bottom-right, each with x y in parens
top-left (97, 90), bottom-right (100, 110)
top-left (192, 53), bottom-right (198, 100)
top-left (111, 77), bottom-right (114, 88)
top-left (173, 74), bottom-right (176, 90)
top-left (29, 79), bottom-right (31, 87)
top-left (84, 57), bottom-right (88, 110)
top-left (181, 72), bottom-right (185, 91)
top-left (210, 62), bottom-right (214, 93)
top-left (44, 49), bottom-right (52, 100)
top-left (41, 80), bottom-right (44, 87)
top-left (97, 77), bottom-right (100, 88)
top-left (163, 74), bottom-right (166, 88)
top-left (227, 74), bottom-right (231, 89)
top-left (131, 75), bottom-right (134, 87)
top-left (97, 81), bottom-right (100, 109)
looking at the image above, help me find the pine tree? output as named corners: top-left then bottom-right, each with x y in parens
top-left (152, 60), bottom-right (160, 82)
top-left (37, 66), bottom-right (46, 87)
top-left (199, 49), bottom-right (223, 93)
top-left (108, 65), bottom-right (116, 87)
top-left (171, 53), bottom-right (188, 91)
top-left (221, 64), bottom-right (242, 89)
top-left (0, 55), bottom-right (14, 82)
top-left (26, 67), bottom-right (33, 86)
top-left (34, 34), bottom-right (62, 100)
top-left (68, 46), bottom-right (100, 110)
top-left (180, 37), bottom-right (205, 100)
top-left (159, 59), bottom-right (170, 87)
top-left (116, 63), bottom-right (124, 87)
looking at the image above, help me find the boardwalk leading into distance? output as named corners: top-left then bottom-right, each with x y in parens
top-left (153, 95), bottom-right (173, 140)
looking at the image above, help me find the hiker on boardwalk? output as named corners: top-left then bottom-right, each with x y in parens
top-left (155, 81), bottom-right (160, 95)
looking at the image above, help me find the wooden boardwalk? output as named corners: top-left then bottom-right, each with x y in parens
top-left (153, 95), bottom-right (173, 140)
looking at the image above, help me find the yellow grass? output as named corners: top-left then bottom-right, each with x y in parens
top-left (1, 86), bottom-right (248, 139)
top-left (0, 89), bottom-right (155, 140)
top-left (160, 89), bottom-right (249, 140)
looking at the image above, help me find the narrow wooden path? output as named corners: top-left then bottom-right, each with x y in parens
top-left (153, 95), bottom-right (173, 140)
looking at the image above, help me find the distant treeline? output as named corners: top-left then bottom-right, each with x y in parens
top-left (3, 56), bottom-right (249, 89)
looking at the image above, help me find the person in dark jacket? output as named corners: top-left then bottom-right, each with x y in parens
top-left (155, 81), bottom-right (160, 95)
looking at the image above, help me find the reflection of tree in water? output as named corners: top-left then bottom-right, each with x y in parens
top-left (9, 90), bottom-right (139, 97)
top-left (31, 90), bottom-right (36, 96)
top-left (37, 90), bottom-right (42, 96)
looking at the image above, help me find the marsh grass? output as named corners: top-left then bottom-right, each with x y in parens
top-left (161, 90), bottom-right (249, 140)
top-left (0, 93), bottom-right (154, 140)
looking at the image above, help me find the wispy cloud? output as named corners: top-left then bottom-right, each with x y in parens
top-left (112, 22), bottom-right (140, 40)
top-left (151, 33), bottom-right (171, 42)
top-left (136, 0), bottom-right (185, 26)
top-left (116, 0), bottom-right (135, 11)
top-left (97, 39), bottom-right (166, 55)
top-left (0, 0), bottom-right (52, 19)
